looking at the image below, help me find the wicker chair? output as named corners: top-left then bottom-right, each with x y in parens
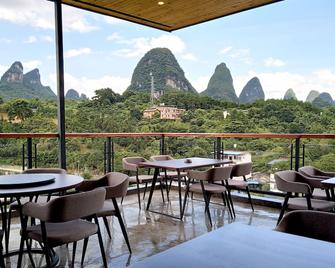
top-left (76, 171), bottom-right (131, 262)
top-left (274, 170), bottom-right (335, 224)
top-left (122, 157), bottom-right (164, 209)
top-left (276, 210), bottom-right (335, 243)
top-left (18, 188), bottom-right (107, 268)
top-left (185, 166), bottom-right (234, 225)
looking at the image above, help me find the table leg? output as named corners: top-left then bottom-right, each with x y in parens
top-left (146, 168), bottom-right (159, 211)
top-left (177, 170), bottom-right (183, 219)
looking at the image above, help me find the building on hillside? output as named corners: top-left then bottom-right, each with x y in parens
top-left (0, 111), bottom-right (22, 123)
top-left (143, 104), bottom-right (185, 120)
top-left (221, 150), bottom-right (252, 163)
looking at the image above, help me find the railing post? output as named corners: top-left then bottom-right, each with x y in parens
top-left (302, 144), bottom-right (305, 167)
top-left (27, 138), bottom-right (33, 169)
top-left (106, 137), bottom-right (112, 173)
top-left (160, 135), bottom-right (165, 155)
top-left (22, 143), bottom-right (25, 170)
top-left (290, 143), bottom-right (293, 170)
top-left (295, 138), bottom-right (300, 171)
top-left (213, 141), bottom-right (216, 159)
top-left (216, 137), bottom-right (222, 160)
top-left (111, 139), bottom-right (115, 172)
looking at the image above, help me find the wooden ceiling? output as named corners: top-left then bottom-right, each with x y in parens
top-left (61, 0), bottom-right (282, 32)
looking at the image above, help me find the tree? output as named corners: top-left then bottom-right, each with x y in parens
top-left (6, 99), bottom-right (33, 121)
top-left (92, 88), bottom-right (121, 105)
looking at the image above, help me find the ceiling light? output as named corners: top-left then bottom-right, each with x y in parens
top-left (158, 1), bottom-right (165, 6)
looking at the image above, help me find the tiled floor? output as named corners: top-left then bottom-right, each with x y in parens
top-left (4, 191), bottom-right (280, 267)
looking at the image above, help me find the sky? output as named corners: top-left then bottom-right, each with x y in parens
top-left (0, 0), bottom-right (335, 100)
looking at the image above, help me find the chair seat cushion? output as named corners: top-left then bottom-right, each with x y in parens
top-left (287, 198), bottom-right (335, 211)
top-left (190, 183), bottom-right (227, 194)
top-left (96, 200), bottom-right (115, 217)
top-left (26, 219), bottom-right (97, 247)
top-left (160, 171), bottom-right (187, 179)
top-left (129, 175), bottom-right (161, 183)
top-left (226, 179), bottom-right (248, 189)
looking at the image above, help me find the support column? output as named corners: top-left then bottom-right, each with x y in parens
top-left (216, 137), bottom-right (222, 160)
top-left (54, 0), bottom-right (66, 169)
top-left (295, 138), bottom-right (300, 171)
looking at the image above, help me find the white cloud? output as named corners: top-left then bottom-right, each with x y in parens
top-left (23, 60), bottom-right (42, 71)
top-left (219, 46), bottom-right (233, 55)
top-left (42, 35), bottom-right (53, 42)
top-left (24, 35), bottom-right (37, 44)
top-left (113, 34), bottom-right (187, 58)
top-left (181, 53), bottom-right (197, 61)
top-left (64, 48), bottom-right (92, 58)
top-left (234, 69), bottom-right (335, 101)
top-left (0, 65), bottom-right (8, 74)
top-left (0, 0), bottom-right (98, 32)
top-left (103, 16), bottom-right (123, 25)
top-left (218, 47), bottom-right (252, 65)
top-left (190, 75), bottom-right (210, 93)
top-left (48, 72), bottom-right (130, 97)
top-left (264, 57), bottom-right (286, 67)
top-left (0, 38), bottom-right (11, 44)
top-left (107, 32), bottom-right (121, 41)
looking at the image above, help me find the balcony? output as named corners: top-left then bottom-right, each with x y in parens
top-left (1, 132), bottom-right (335, 267)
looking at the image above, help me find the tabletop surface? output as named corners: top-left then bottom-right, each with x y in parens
top-left (0, 173), bottom-right (83, 197)
top-left (322, 177), bottom-right (335, 186)
top-left (139, 157), bottom-right (232, 170)
top-left (129, 223), bottom-right (335, 268)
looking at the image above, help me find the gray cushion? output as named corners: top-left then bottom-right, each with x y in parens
top-left (129, 175), bottom-right (161, 183)
top-left (190, 183), bottom-right (227, 194)
top-left (26, 219), bottom-right (97, 247)
top-left (96, 200), bottom-right (115, 217)
top-left (287, 198), bottom-right (335, 211)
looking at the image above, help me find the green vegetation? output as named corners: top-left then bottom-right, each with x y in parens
top-left (0, 88), bottom-right (335, 183)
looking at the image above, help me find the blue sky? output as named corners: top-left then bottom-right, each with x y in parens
top-left (0, 0), bottom-right (335, 100)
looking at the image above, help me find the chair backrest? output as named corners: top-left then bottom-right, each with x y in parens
top-left (122, 157), bottom-right (147, 171)
top-left (212, 166), bottom-right (233, 182)
top-left (231, 162), bottom-right (252, 177)
top-left (150, 155), bottom-right (174, 161)
top-left (105, 172), bottom-right (129, 199)
top-left (274, 170), bottom-right (311, 194)
top-left (276, 210), bottom-right (335, 243)
top-left (23, 168), bottom-right (66, 174)
top-left (23, 188), bottom-right (106, 223)
top-left (188, 166), bottom-right (232, 182)
top-left (299, 166), bottom-right (326, 178)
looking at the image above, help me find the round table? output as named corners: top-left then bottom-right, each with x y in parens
top-left (0, 173), bottom-right (83, 267)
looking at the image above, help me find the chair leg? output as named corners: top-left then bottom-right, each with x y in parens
top-left (72, 241), bottom-right (77, 268)
top-left (94, 216), bottom-right (108, 268)
top-left (227, 189), bottom-right (235, 217)
top-left (246, 186), bottom-right (254, 211)
top-left (136, 182), bottom-right (141, 209)
top-left (121, 197), bottom-right (124, 204)
top-left (277, 195), bottom-right (289, 225)
top-left (81, 237), bottom-right (89, 266)
top-left (165, 178), bottom-right (170, 202)
top-left (159, 181), bottom-right (165, 202)
top-left (224, 192), bottom-right (234, 219)
top-left (143, 182), bottom-right (148, 200)
top-left (25, 237), bottom-right (37, 268)
top-left (6, 206), bottom-right (11, 254)
top-left (182, 177), bottom-right (190, 216)
top-left (200, 182), bottom-right (212, 226)
top-left (112, 199), bottom-right (132, 253)
top-left (41, 221), bottom-right (51, 267)
top-left (103, 217), bottom-right (112, 239)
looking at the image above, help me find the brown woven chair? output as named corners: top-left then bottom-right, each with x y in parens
top-left (150, 155), bottom-right (187, 199)
top-left (185, 166), bottom-right (234, 225)
top-left (122, 156), bottom-right (164, 209)
top-left (75, 171), bottom-right (131, 262)
top-left (299, 166), bottom-right (335, 199)
top-left (6, 168), bottom-right (67, 254)
top-left (274, 170), bottom-right (335, 224)
top-left (18, 188), bottom-right (107, 268)
top-left (276, 210), bottom-right (335, 243)
top-left (225, 162), bottom-right (254, 212)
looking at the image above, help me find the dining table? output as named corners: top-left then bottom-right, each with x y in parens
top-left (0, 173), bottom-right (83, 267)
top-left (129, 223), bottom-right (335, 268)
top-left (139, 157), bottom-right (232, 220)
top-left (321, 177), bottom-right (335, 199)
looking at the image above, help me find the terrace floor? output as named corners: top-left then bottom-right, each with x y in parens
top-left (5, 190), bottom-right (280, 267)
